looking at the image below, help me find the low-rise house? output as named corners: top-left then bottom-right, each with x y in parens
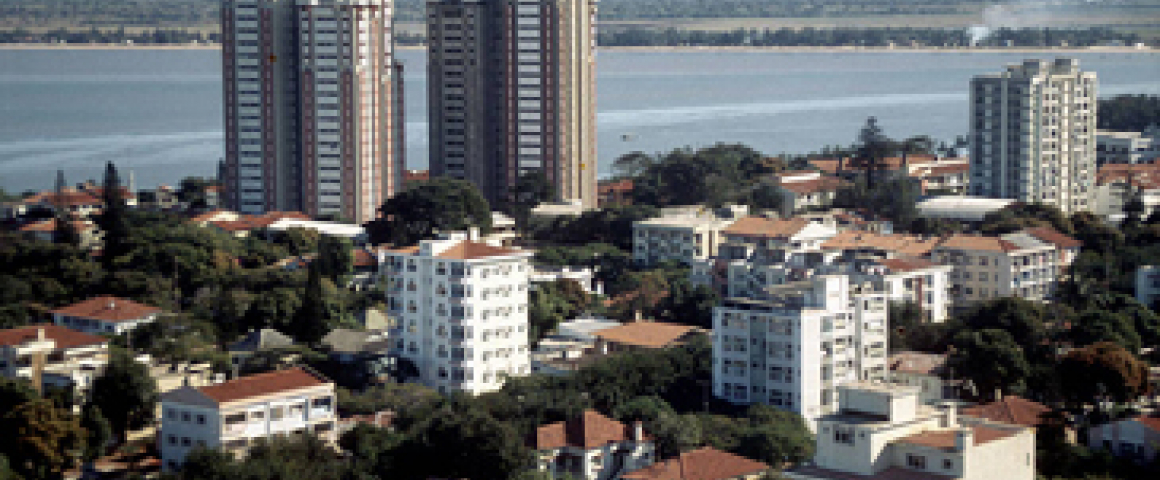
top-left (1138, 265), bottom-right (1160, 309)
top-left (320, 329), bottom-right (391, 364)
top-left (889, 352), bottom-right (957, 404)
top-left (227, 329), bottom-right (296, 369)
top-left (531, 410), bottom-right (656, 480)
top-left (18, 218), bottom-right (103, 248)
top-left (598, 179), bottom-right (634, 207)
top-left (910, 160), bottom-right (970, 195)
top-left (1087, 416), bottom-right (1160, 463)
top-left (593, 321), bottom-right (707, 355)
top-left (786, 382), bottom-right (1035, 480)
top-left (961, 396), bottom-right (1052, 432)
top-left (1094, 162), bottom-right (1160, 220)
top-left (159, 367), bottom-right (337, 472)
top-left (774, 170), bottom-right (849, 214)
top-left (0, 325), bottom-right (110, 402)
top-left (633, 205), bottom-right (748, 267)
top-left (18, 188), bottom-right (103, 219)
top-left (50, 296), bottom-right (161, 336)
top-left (621, 447), bottom-right (770, 480)
top-left (148, 360), bottom-right (223, 394)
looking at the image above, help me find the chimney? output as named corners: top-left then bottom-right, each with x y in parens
top-left (468, 227), bottom-right (479, 241)
top-left (36, 327), bottom-right (44, 341)
top-left (632, 421), bottom-right (644, 442)
top-left (955, 427), bottom-right (974, 453)
top-left (633, 310), bottom-right (643, 323)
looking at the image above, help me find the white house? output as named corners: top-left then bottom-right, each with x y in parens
top-left (0, 324), bottom-right (110, 402)
top-left (380, 230), bottom-right (533, 395)
top-left (786, 382), bottom-right (1036, 480)
top-left (774, 170), bottom-right (849, 214)
top-left (532, 410), bottom-right (656, 480)
top-left (50, 296), bottom-right (161, 336)
top-left (633, 205), bottom-right (748, 266)
top-left (159, 367), bottom-right (336, 472)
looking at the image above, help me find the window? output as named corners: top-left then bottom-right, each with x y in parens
top-left (167, 435), bottom-right (177, 445)
top-left (182, 412), bottom-right (191, 423)
top-left (181, 437), bottom-right (192, 447)
top-left (906, 454), bottom-right (927, 469)
top-left (942, 459), bottom-right (953, 470)
top-left (833, 428), bottom-right (854, 445)
top-left (196, 414), bottom-right (206, 425)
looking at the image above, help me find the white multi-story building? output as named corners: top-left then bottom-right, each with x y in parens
top-left (633, 205), bottom-right (748, 267)
top-left (786, 383), bottom-right (1035, 480)
top-left (531, 410), bottom-right (655, 480)
top-left (159, 367), bottom-right (336, 472)
top-left (50, 296), bottom-right (161, 336)
top-left (713, 275), bottom-right (889, 425)
top-left (0, 325), bottom-right (110, 402)
top-left (969, 58), bottom-right (1097, 214)
top-left (690, 215), bottom-right (837, 291)
top-left (1097, 129), bottom-right (1160, 165)
top-left (380, 231), bottom-right (533, 395)
top-left (220, 0), bottom-right (405, 223)
top-left (1095, 162), bottom-right (1160, 219)
top-left (931, 228), bottom-right (1080, 307)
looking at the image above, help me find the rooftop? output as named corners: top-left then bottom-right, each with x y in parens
top-left (722, 216), bottom-right (809, 239)
top-left (897, 424), bottom-right (1019, 450)
top-left (49, 296), bottom-right (160, 323)
top-left (876, 257), bottom-right (941, 274)
top-left (779, 176), bottom-right (849, 195)
top-left (1023, 227), bottom-right (1083, 249)
top-left (916, 196), bottom-right (1016, 222)
top-left (0, 324), bottom-right (108, 349)
top-left (195, 367), bottom-right (329, 404)
top-left (594, 322), bottom-right (703, 349)
top-left (822, 231), bottom-right (940, 257)
top-left (534, 410), bottom-right (644, 450)
top-left (435, 240), bottom-right (527, 260)
top-left (888, 351), bottom-right (948, 376)
top-left (935, 234), bottom-right (1022, 253)
top-left (621, 446), bottom-right (771, 480)
top-left (961, 396), bottom-right (1051, 428)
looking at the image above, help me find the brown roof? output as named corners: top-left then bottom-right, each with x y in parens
top-left (599, 178), bottom-right (634, 193)
top-left (917, 163), bottom-right (970, 177)
top-left (935, 234), bottom-right (1020, 253)
top-left (0, 324), bottom-right (109, 349)
top-left (197, 367), bottom-right (329, 404)
top-left (790, 466), bottom-right (954, 480)
top-left (594, 322), bottom-right (702, 349)
top-left (621, 447), bottom-right (770, 480)
top-left (877, 257), bottom-right (940, 274)
top-left (437, 241), bottom-right (526, 260)
top-left (722, 216), bottom-right (809, 239)
top-left (50, 296), bottom-right (160, 323)
top-left (1096, 162), bottom-right (1160, 189)
top-left (354, 249), bottom-right (377, 268)
top-left (821, 231), bottom-right (941, 257)
top-left (23, 190), bottom-right (102, 207)
top-left (888, 351), bottom-right (948, 376)
top-left (898, 425), bottom-right (1019, 450)
top-left (18, 219), bottom-right (94, 233)
top-left (534, 410), bottom-right (641, 450)
top-left (961, 396), bottom-right (1051, 428)
top-left (779, 176), bottom-right (849, 195)
top-left (1024, 227), bottom-right (1083, 249)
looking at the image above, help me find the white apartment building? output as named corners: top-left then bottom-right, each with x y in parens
top-left (221, 0), bottom-right (405, 223)
top-left (50, 295), bottom-right (161, 336)
top-left (713, 275), bottom-right (889, 425)
top-left (786, 383), bottom-right (1035, 480)
top-left (380, 231), bottom-right (533, 395)
top-left (531, 410), bottom-right (655, 480)
top-left (159, 367), bottom-right (336, 472)
top-left (690, 215), bottom-right (837, 291)
top-left (931, 228), bottom-right (1080, 307)
top-left (633, 205), bottom-right (748, 267)
top-left (835, 258), bottom-right (953, 323)
top-left (0, 325), bottom-right (109, 402)
top-left (1097, 129), bottom-right (1160, 165)
top-left (888, 351), bottom-right (954, 405)
top-left (969, 58), bottom-right (1097, 214)
top-left (1095, 163), bottom-right (1160, 219)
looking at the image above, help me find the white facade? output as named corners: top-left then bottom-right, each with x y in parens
top-left (713, 275), bottom-right (889, 426)
top-left (532, 410), bottom-right (655, 480)
top-left (1097, 129), bottom-right (1160, 165)
top-left (633, 206), bottom-right (747, 267)
top-left (49, 296), bottom-right (161, 336)
top-left (380, 231), bottom-right (533, 395)
top-left (787, 383), bottom-right (1035, 480)
top-left (159, 368), bottom-right (336, 472)
top-left (0, 325), bottom-right (110, 404)
top-left (969, 58), bottom-right (1097, 214)
top-left (931, 231), bottom-right (1075, 307)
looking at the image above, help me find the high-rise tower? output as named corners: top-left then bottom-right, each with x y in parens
top-left (427, 0), bottom-right (598, 209)
top-left (221, 0), bottom-right (405, 223)
top-left (969, 58), bottom-right (1097, 214)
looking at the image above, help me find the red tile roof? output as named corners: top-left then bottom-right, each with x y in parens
top-left (437, 241), bottom-right (526, 260)
top-left (197, 367), bottom-right (329, 404)
top-left (354, 249), bottom-right (377, 268)
top-left (1024, 227), bottom-right (1083, 249)
top-left (599, 179), bottom-right (634, 193)
top-left (50, 296), bottom-right (160, 323)
top-left (779, 176), bottom-right (849, 195)
top-left (898, 425), bottom-right (1019, 450)
top-left (821, 231), bottom-right (941, 257)
top-left (961, 396), bottom-right (1051, 428)
top-left (534, 410), bottom-right (643, 450)
top-left (594, 322), bottom-right (703, 349)
top-left (722, 217), bottom-right (809, 239)
top-left (621, 447), bottom-right (770, 480)
top-left (18, 219), bottom-right (94, 233)
top-left (23, 190), bottom-right (102, 207)
top-left (877, 257), bottom-right (940, 274)
top-left (888, 351), bottom-right (948, 376)
top-left (936, 234), bottom-right (1020, 253)
top-left (0, 324), bottom-right (108, 349)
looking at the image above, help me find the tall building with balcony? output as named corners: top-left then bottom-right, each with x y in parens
top-left (379, 231), bottom-right (533, 395)
top-left (427, 0), bottom-right (598, 209)
top-left (713, 275), bottom-right (889, 426)
top-left (220, 0), bottom-right (405, 223)
top-left (969, 58), bottom-right (1097, 214)
top-left (159, 367), bottom-right (336, 472)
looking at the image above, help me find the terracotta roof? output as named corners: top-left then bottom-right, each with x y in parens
top-left (821, 231), bottom-right (940, 257)
top-left (189, 209), bottom-right (235, 223)
top-left (917, 163), bottom-right (970, 177)
top-left (790, 466), bottom-right (954, 480)
top-left (0, 324), bottom-right (109, 349)
top-left (197, 367), bottom-right (329, 404)
top-left (961, 396), bottom-right (1051, 428)
top-left (621, 447), bottom-right (770, 480)
top-left (18, 219), bottom-right (94, 233)
top-left (23, 190), bottom-right (102, 207)
top-left (779, 176), bottom-right (849, 195)
top-left (1024, 227), bottom-right (1082, 249)
top-left (1097, 162), bottom-right (1160, 189)
top-left (403, 170), bottom-right (430, 183)
top-left (888, 351), bottom-right (948, 376)
top-left (534, 410), bottom-right (642, 450)
top-left (877, 257), bottom-right (940, 274)
top-left (599, 179), bottom-right (634, 193)
top-left (900, 424), bottom-right (1019, 449)
top-left (437, 241), bottom-right (525, 260)
top-left (935, 234), bottom-right (1020, 253)
top-left (50, 296), bottom-right (160, 323)
top-left (354, 249), bottom-right (377, 268)
top-left (384, 245), bottom-right (421, 255)
top-left (594, 322), bottom-right (702, 349)
top-left (722, 216), bottom-right (809, 239)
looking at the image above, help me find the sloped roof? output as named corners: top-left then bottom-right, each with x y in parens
top-left (722, 216), bottom-right (808, 239)
top-left (228, 329), bottom-right (295, 352)
top-left (534, 410), bottom-right (642, 450)
top-left (877, 257), bottom-right (941, 274)
top-left (18, 219), bottom-right (94, 233)
top-left (321, 329), bottom-right (375, 354)
top-left (49, 296), bottom-right (160, 323)
top-left (594, 322), bottom-right (703, 349)
top-left (437, 241), bottom-right (526, 260)
top-left (23, 190), bottom-right (102, 207)
top-left (822, 231), bottom-right (940, 257)
top-left (354, 249), bottom-right (377, 268)
top-left (961, 396), bottom-right (1051, 428)
top-left (935, 234), bottom-right (1021, 253)
top-left (0, 324), bottom-right (108, 349)
top-left (888, 351), bottom-right (948, 376)
top-left (1024, 227), bottom-right (1083, 249)
top-left (196, 367), bottom-right (329, 404)
top-left (779, 176), bottom-right (848, 195)
top-left (621, 447), bottom-right (770, 480)
top-left (897, 425), bottom-right (1019, 449)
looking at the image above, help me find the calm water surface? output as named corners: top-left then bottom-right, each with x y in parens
top-left (1, 48), bottom-right (1158, 192)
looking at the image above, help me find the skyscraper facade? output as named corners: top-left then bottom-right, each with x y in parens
top-left (221, 0), bottom-right (405, 223)
top-left (969, 58), bottom-right (1097, 214)
top-left (427, 0), bottom-right (598, 209)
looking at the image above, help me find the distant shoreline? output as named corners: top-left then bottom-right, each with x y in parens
top-left (0, 43), bottom-right (1157, 54)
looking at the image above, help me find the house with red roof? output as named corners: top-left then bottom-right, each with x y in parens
top-left (531, 410), bottom-right (656, 480)
top-left (621, 447), bottom-right (771, 480)
top-left (1088, 415), bottom-right (1160, 464)
top-left (159, 367), bottom-right (335, 472)
top-left (0, 324), bottom-right (110, 402)
top-left (50, 296), bottom-right (162, 336)
top-left (774, 170), bottom-right (850, 214)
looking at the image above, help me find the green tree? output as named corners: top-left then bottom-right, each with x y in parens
top-left (947, 329), bottom-right (1031, 401)
top-left (80, 405), bottom-right (112, 463)
top-left (96, 161), bottom-right (133, 270)
top-left (0, 399), bottom-right (84, 479)
top-left (506, 171), bottom-right (556, 235)
top-left (614, 396), bottom-right (702, 458)
top-left (87, 347), bottom-right (159, 442)
top-left (314, 234), bottom-right (354, 285)
top-left (288, 264), bottom-right (344, 344)
top-left (738, 404), bottom-right (815, 466)
top-left (381, 402), bottom-right (530, 480)
top-left (1059, 342), bottom-right (1150, 409)
top-left (854, 117), bottom-right (893, 190)
top-left (366, 178), bottom-right (492, 246)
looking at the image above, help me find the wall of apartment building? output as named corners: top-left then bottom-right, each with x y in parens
top-left (957, 425), bottom-right (1036, 480)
